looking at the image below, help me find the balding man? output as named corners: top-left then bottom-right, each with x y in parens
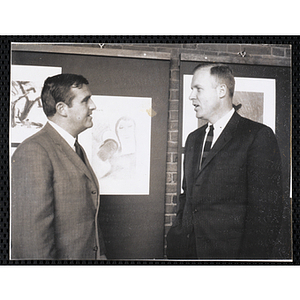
top-left (167, 64), bottom-right (283, 259)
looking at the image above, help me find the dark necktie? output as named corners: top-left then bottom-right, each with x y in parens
top-left (75, 139), bottom-right (85, 164)
top-left (200, 124), bottom-right (214, 169)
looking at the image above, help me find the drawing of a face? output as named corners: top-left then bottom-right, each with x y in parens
top-left (115, 117), bottom-right (136, 155)
top-left (116, 118), bottom-right (135, 140)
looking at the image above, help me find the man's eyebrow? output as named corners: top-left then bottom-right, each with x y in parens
top-left (191, 84), bottom-right (202, 89)
top-left (82, 95), bottom-right (92, 102)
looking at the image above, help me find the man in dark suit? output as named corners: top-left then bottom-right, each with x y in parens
top-left (167, 64), bottom-right (283, 259)
top-left (11, 74), bottom-right (106, 260)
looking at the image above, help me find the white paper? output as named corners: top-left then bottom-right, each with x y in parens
top-left (10, 65), bottom-right (62, 144)
top-left (80, 95), bottom-right (152, 195)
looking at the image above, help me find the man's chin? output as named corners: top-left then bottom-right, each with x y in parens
top-left (79, 123), bottom-right (93, 134)
top-left (86, 121), bottom-right (93, 128)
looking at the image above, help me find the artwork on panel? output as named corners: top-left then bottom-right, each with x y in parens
top-left (80, 95), bottom-right (152, 195)
top-left (182, 75), bottom-right (276, 146)
top-left (10, 65), bottom-right (62, 154)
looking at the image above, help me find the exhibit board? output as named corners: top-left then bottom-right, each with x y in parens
top-left (11, 48), bottom-right (170, 259)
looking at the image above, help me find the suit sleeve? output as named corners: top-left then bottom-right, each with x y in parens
top-left (11, 141), bottom-right (57, 259)
top-left (240, 126), bottom-right (283, 258)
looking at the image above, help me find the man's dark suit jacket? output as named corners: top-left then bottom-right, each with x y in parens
top-left (11, 123), bottom-right (106, 260)
top-left (167, 112), bottom-right (283, 259)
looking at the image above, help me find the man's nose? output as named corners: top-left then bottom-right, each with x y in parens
top-left (89, 99), bottom-right (96, 110)
top-left (189, 88), bottom-right (196, 100)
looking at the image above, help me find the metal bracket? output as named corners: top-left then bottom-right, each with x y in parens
top-left (238, 49), bottom-right (247, 57)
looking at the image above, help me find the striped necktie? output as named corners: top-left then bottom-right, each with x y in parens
top-left (200, 125), bottom-right (214, 169)
top-left (75, 139), bottom-right (85, 164)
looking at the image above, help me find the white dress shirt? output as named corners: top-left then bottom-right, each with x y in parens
top-left (200, 108), bottom-right (235, 166)
top-left (207, 108), bottom-right (235, 147)
top-left (48, 120), bottom-right (76, 151)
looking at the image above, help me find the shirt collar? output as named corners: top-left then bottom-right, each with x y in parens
top-left (48, 120), bottom-right (76, 150)
top-left (208, 108), bottom-right (235, 130)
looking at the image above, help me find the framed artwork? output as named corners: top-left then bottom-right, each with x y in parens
top-left (10, 65), bottom-right (62, 154)
top-left (80, 95), bottom-right (152, 195)
top-left (182, 74), bottom-right (276, 146)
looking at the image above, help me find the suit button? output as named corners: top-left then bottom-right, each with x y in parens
top-left (91, 190), bottom-right (97, 194)
top-left (93, 246), bottom-right (98, 251)
top-left (193, 209), bottom-right (198, 213)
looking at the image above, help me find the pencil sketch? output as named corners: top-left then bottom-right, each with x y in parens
top-left (80, 95), bottom-right (152, 195)
top-left (10, 65), bottom-right (62, 148)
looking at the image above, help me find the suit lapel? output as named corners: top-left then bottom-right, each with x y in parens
top-left (192, 125), bottom-right (206, 179)
top-left (196, 112), bottom-right (241, 176)
top-left (43, 123), bottom-right (98, 190)
top-left (81, 145), bottom-right (100, 192)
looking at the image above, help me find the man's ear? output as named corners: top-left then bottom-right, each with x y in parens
top-left (56, 102), bottom-right (68, 117)
top-left (217, 84), bottom-right (227, 98)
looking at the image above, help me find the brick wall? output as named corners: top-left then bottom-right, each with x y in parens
top-left (102, 43), bottom-right (291, 256)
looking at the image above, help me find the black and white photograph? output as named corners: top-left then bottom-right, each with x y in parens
top-left (8, 42), bottom-right (292, 262)
top-left (1, 0), bottom-right (300, 295)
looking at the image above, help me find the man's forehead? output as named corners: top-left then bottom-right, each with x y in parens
top-left (192, 67), bottom-right (213, 83)
top-left (194, 67), bottom-right (211, 76)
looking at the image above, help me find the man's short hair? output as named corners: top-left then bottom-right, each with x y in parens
top-left (193, 64), bottom-right (235, 98)
top-left (41, 73), bottom-right (89, 117)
